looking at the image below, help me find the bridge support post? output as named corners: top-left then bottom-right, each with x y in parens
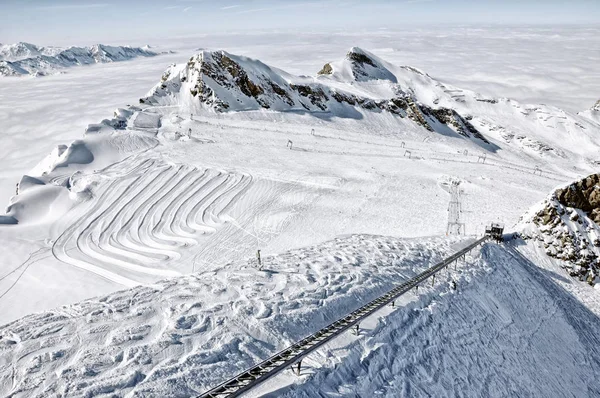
top-left (352, 324), bottom-right (360, 336)
top-left (390, 300), bottom-right (395, 308)
top-left (431, 275), bottom-right (435, 286)
top-left (295, 360), bottom-right (302, 376)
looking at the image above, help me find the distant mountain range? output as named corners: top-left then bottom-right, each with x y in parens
top-left (0, 42), bottom-right (162, 77)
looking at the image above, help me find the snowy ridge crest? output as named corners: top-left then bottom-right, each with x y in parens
top-left (579, 99), bottom-right (600, 126)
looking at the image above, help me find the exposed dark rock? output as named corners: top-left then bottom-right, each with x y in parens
top-left (290, 84), bottom-right (328, 110)
top-left (347, 50), bottom-right (376, 67)
top-left (318, 63), bottom-right (333, 75)
top-left (476, 98), bottom-right (498, 104)
top-left (524, 173), bottom-right (600, 284)
top-left (420, 106), bottom-right (490, 143)
top-left (555, 174), bottom-right (600, 223)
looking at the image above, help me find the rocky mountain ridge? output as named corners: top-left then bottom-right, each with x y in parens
top-left (0, 43), bottom-right (158, 77)
top-left (142, 48), bottom-right (492, 145)
top-left (141, 47), bottom-right (600, 157)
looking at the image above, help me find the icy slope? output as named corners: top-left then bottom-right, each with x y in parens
top-left (518, 173), bottom-right (600, 284)
top-left (0, 43), bottom-right (158, 77)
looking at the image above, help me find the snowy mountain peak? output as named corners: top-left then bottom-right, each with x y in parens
top-left (318, 46), bottom-right (397, 83)
top-left (578, 99), bottom-right (600, 125)
top-left (0, 42), bottom-right (41, 62)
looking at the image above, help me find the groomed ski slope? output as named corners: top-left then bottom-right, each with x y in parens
top-left (2, 236), bottom-right (600, 397)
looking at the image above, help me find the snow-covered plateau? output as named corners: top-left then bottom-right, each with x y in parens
top-left (1, 41), bottom-right (600, 397)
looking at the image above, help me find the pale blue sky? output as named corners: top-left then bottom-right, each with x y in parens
top-left (1, 0), bottom-right (599, 46)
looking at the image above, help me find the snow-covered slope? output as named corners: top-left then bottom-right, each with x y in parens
top-left (269, 243), bottom-right (600, 398)
top-left (0, 46), bottom-right (599, 324)
top-left (2, 237), bottom-right (600, 397)
top-left (0, 43), bottom-right (159, 77)
top-left (518, 173), bottom-right (600, 284)
top-left (1, 43), bottom-right (600, 398)
top-left (579, 99), bottom-right (600, 125)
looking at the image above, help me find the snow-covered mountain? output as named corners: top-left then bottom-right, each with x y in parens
top-left (0, 42), bottom-right (159, 77)
top-left (142, 47), bottom-right (600, 160)
top-left (0, 42), bottom-right (42, 61)
top-left (579, 99), bottom-right (600, 125)
top-left (142, 48), bottom-right (492, 146)
top-left (519, 173), bottom-right (600, 284)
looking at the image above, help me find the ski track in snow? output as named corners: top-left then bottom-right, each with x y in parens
top-left (51, 155), bottom-right (254, 287)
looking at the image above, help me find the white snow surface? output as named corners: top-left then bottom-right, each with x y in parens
top-left (2, 237), bottom-right (600, 397)
top-left (258, 242), bottom-right (600, 398)
top-left (579, 100), bottom-right (600, 126)
top-left (0, 29), bottom-right (600, 397)
top-left (0, 46), bottom-right (598, 324)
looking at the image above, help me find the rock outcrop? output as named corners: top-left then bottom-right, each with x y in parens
top-left (520, 173), bottom-right (600, 284)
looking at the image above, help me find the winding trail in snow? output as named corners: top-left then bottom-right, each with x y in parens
top-left (51, 156), bottom-right (255, 286)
